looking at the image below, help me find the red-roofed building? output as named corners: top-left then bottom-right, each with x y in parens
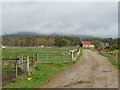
top-left (80, 41), bottom-right (94, 48)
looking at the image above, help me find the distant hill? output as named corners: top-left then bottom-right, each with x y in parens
top-left (50, 33), bottom-right (95, 38)
top-left (79, 35), bottom-right (95, 38)
top-left (2, 32), bottom-right (95, 38)
top-left (2, 32), bottom-right (39, 38)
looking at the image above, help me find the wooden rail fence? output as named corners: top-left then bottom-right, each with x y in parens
top-left (2, 54), bottom-right (38, 84)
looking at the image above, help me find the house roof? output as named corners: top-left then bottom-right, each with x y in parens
top-left (80, 41), bottom-right (93, 45)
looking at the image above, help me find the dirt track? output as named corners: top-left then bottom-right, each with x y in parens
top-left (40, 49), bottom-right (118, 88)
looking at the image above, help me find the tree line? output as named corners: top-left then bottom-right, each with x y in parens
top-left (2, 35), bottom-right (80, 47)
top-left (1, 35), bottom-right (119, 50)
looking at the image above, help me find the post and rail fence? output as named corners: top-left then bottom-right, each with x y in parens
top-left (2, 54), bottom-right (38, 84)
top-left (2, 47), bottom-right (81, 85)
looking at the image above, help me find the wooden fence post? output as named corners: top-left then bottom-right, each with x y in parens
top-left (116, 54), bottom-right (117, 59)
top-left (15, 61), bottom-right (18, 77)
top-left (9, 56), bottom-right (11, 64)
top-left (77, 49), bottom-right (80, 55)
top-left (27, 56), bottom-right (30, 75)
top-left (71, 51), bottom-right (74, 61)
top-left (20, 55), bottom-right (24, 70)
top-left (36, 54), bottom-right (38, 62)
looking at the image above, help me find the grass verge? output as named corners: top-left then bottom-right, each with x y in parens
top-left (99, 52), bottom-right (120, 70)
top-left (3, 62), bottom-right (72, 88)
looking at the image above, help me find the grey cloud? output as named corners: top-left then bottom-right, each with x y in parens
top-left (2, 2), bottom-right (118, 38)
top-left (0, 2), bottom-right (2, 36)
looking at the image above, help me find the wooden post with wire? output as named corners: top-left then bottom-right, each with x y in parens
top-left (72, 51), bottom-right (74, 61)
top-left (36, 54), bottom-right (38, 62)
top-left (20, 55), bottom-right (24, 70)
top-left (27, 56), bottom-right (30, 75)
top-left (15, 60), bottom-right (18, 77)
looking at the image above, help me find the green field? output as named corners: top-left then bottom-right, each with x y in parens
top-left (2, 47), bottom-right (72, 74)
top-left (2, 47), bottom-right (82, 88)
top-left (2, 47), bottom-right (75, 63)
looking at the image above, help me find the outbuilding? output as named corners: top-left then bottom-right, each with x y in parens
top-left (80, 41), bottom-right (94, 48)
top-left (0, 44), bottom-right (6, 49)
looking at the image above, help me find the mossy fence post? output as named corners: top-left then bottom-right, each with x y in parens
top-left (36, 53), bottom-right (38, 62)
top-left (21, 55), bottom-right (24, 70)
top-left (72, 51), bottom-right (74, 61)
top-left (27, 56), bottom-right (30, 75)
top-left (70, 50), bottom-right (74, 61)
top-left (15, 60), bottom-right (18, 77)
top-left (15, 55), bottom-right (21, 77)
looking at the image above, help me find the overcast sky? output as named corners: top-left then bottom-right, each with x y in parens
top-left (1, 2), bottom-right (118, 38)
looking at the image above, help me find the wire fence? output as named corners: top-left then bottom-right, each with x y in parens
top-left (99, 50), bottom-right (118, 62)
top-left (2, 54), bottom-right (38, 85)
top-left (38, 48), bottom-right (72, 63)
top-left (2, 47), bottom-right (81, 85)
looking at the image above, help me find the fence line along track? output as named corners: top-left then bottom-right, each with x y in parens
top-left (2, 47), bottom-right (81, 85)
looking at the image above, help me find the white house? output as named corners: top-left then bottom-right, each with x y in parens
top-left (80, 41), bottom-right (94, 48)
top-left (0, 44), bottom-right (6, 48)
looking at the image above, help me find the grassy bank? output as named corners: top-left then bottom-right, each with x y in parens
top-left (3, 62), bottom-right (73, 88)
top-left (99, 51), bottom-right (120, 70)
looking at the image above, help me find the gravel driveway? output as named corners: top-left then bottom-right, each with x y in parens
top-left (40, 49), bottom-right (118, 88)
